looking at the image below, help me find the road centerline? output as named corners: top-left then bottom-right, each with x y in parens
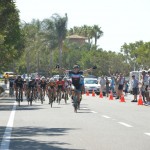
top-left (102, 115), bottom-right (111, 119)
top-left (118, 122), bottom-right (133, 127)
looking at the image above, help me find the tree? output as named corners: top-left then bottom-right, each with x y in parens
top-left (51, 13), bottom-right (68, 67)
top-left (92, 25), bottom-right (103, 46)
top-left (0, 0), bottom-right (24, 71)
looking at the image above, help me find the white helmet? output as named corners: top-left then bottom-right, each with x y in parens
top-left (49, 78), bottom-right (54, 82)
top-left (41, 76), bottom-right (45, 80)
top-left (53, 77), bottom-right (57, 81)
top-left (63, 77), bottom-right (67, 81)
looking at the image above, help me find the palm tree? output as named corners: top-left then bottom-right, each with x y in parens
top-left (52, 13), bottom-right (68, 67)
top-left (92, 25), bottom-right (103, 46)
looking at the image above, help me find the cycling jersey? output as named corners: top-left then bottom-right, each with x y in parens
top-left (15, 78), bottom-right (24, 88)
top-left (69, 71), bottom-right (83, 90)
top-left (28, 81), bottom-right (36, 89)
top-left (56, 81), bottom-right (65, 87)
top-left (47, 82), bottom-right (56, 88)
top-left (39, 80), bottom-right (47, 89)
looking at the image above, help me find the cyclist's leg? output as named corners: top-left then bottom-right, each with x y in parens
top-left (15, 87), bottom-right (18, 101)
top-left (21, 87), bottom-right (23, 101)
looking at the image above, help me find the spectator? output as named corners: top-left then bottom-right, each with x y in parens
top-left (100, 76), bottom-right (106, 96)
top-left (141, 71), bottom-right (149, 105)
top-left (117, 73), bottom-right (125, 99)
top-left (105, 77), bottom-right (110, 97)
top-left (114, 73), bottom-right (119, 99)
top-left (110, 76), bottom-right (115, 93)
top-left (124, 80), bottom-right (129, 96)
top-left (131, 75), bottom-right (139, 102)
top-left (147, 70), bottom-right (150, 104)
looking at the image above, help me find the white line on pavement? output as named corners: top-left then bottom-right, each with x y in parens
top-left (118, 122), bottom-right (133, 127)
top-left (81, 107), bottom-right (89, 110)
top-left (144, 133), bottom-right (150, 136)
top-left (102, 115), bottom-right (111, 119)
top-left (0, 102), bottom-right (16, 150)
top-left (90, 111), bottom-right (97, 113)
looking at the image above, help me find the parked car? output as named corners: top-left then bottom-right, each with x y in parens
top-left (84, 78), bottom-right (100, 95)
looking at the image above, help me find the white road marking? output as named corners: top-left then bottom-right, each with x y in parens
top-left (144, 133), bottom-right (150, 136)
top-left (102, 115), bottom-right (111, 119)
top-left (81, 107), bottom-right (89, 110)
top-left (90, 111), bottom-right (97, 113)
top-left (0, 102), bottom-right (16, 150)
top-left (118, 122), bottom-right (133, 127)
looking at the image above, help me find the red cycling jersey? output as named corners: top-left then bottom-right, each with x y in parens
top-left (56, 80), bottom-right (65, 86)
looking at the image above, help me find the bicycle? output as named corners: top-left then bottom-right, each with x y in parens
top-left (28, 87), bottom-right (34, 106)
top-left (64, 89), bottom-right (68, 104)
top-left (16, 87), bottom-right (22, 106)
top-left (48, 88), bottom-right (55, 107)
top-left (57, 88), bottom-right (62, 104)
top-left (40, 88), bottom-right (45, 104)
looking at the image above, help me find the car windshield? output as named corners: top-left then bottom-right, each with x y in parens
top-left (85, 80), bottom-right (98, 84)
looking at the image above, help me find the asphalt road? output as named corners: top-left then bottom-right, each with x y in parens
top-left (0, 90), bottom-right (150, 150)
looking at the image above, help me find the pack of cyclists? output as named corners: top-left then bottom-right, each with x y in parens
top-left (8, 64), bottom-right (95, 111)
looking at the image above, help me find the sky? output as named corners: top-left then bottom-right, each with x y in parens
top-left (15, 0), bottom-right (150, 52)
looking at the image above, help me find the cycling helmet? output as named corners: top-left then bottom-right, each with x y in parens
top-left (54, 77), bottom-right (57, 81)
top-left (73, 65), bottom-right (79, 69)
top-left (17, 75), bottom-right (21, 79)
top-left (49, 78), bottom-right (54, 82)
top-left (41, 76), bottom-right (45, 80)
top-left (59, 77), bottom-right (62, 81)
top-left (63, 77), bottom-right (67, 81)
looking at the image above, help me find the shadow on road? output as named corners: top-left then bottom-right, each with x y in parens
top-left (0, 103), bottom-right (43, 111)
top-left (0, 126), bottom-right (85, 150)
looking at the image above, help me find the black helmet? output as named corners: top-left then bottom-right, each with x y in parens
top-left (73, 65), bottom-right (79, 69)
top-left (59, 77), bottom-right (62, 81)
top-left (17, 75), bottom-right (21, 79)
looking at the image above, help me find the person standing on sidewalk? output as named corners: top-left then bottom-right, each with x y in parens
top-left (141, 71), bottom-right (149, 105)
top-left (131, 75), bottom-right (139, 102)
top-left (117, 73), bottom-right (125, 99)
top-left (100, 76), bottom-right (106, 96)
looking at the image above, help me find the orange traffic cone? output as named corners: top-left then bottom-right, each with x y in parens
top-left (120, 94), bottom-right (126, 102)
top-left (109, 91), bottom-right (114, 100)
top-left (86, 90), bottom-right (89, 96)
top-left (99, 91), bottom-right (103, 98)
top-left (92, 90), bottom-right (95, 97)
top-left (138, 94), bottom-right (143, 105)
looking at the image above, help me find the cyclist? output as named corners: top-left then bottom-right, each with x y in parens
top-left (63, 77), bottom-right (70, 100)
top-left (47, 78), bottom-right (56, 103)
top-left (14, 75), bottom-right (24, 101)
top-left (27, 78), bottom-right (36, 101)
top-left (56, 77), bottom-right (65, 101)
top-left (39, 76), bottom-right (47, 98)
top-left (60, 65), bottom-right (94, 108)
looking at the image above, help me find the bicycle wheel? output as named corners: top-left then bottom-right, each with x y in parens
top-left (18, 88), bottom-right (21, 106)
top-left (50, 92), bottom-right (54, 107)
top-left (73, 94), bottom-right (78, 113)
top-left (40, 89), bottom-right (43, 104)
top-left (58, 90), bottom-right (61, 104)
top-left (30, 88), bottom-right (33, 106)
top-left (64, 92), bottom-right (67, 104)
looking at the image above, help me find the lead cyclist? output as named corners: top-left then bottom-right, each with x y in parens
top-left (58, 64), bottom-right (96, 105)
